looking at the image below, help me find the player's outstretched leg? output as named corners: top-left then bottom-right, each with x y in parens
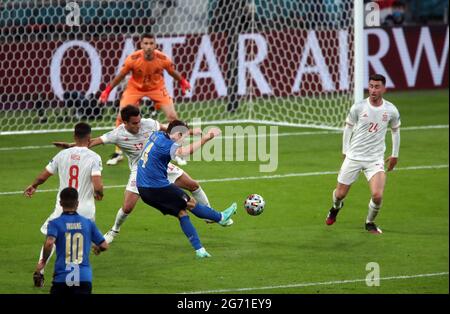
top-left (188, 200), bottom-right (237, 227)
top-left (178, 211), bottom-right (211, 258)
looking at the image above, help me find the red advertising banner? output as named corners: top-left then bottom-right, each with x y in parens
top-left (0, 26), bottom-right (448, 108)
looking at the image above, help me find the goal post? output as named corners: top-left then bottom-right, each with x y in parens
top-left (0, 0), bottom-right (363, 135)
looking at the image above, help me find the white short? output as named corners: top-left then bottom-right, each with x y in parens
top-left (126, 162), bottom-right (184, 194)
top-left (337, 157), bottom-right (385, 186)
top-left (40, 203), bottom-right (95, 235)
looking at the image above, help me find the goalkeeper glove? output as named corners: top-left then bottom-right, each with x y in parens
top-left (179, 77), bottom-right (191, 95)
top-left (99, 84), bottom-right (113, 103)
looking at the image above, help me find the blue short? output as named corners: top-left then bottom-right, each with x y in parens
top-left (138, 184), bottom-right (191, 216)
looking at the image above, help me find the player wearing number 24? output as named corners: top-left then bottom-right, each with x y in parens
top-left (24, 122), bottom-right (104, 288)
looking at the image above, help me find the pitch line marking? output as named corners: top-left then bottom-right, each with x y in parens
top-left (0, 164), bottom-right (447, 196)
top-left (178, 272), bottom-right (449, 294)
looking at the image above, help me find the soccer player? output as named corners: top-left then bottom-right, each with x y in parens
top-left (99, 33), bottom-right (191, 166)
top-left (325, 74), bottom-right (401, 234)
top-left (34, 187), bottom-right (108, 295)
top-left (24, 122), bottom-right (103, 287)
top-left (137, 120), bottom-right (237, 258)
top-left (53, 106), bottom-right (212, 244)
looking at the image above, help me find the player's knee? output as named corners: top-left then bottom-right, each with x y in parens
top-left (371, 192), bottom-right (383, 204)
top-left (188, 180), bottom-right (200, 192)
top-left (178, 209), bottom-right (188, 218)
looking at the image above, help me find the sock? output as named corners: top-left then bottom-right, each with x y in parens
top-left (179, 216), bottom-right (202, 250)
top-left (332, 189), bottom-right (343, 209)
top-left (38, 244), bottom-right (55, 274)
top-left (112, 208), bottom-right (128, 232)
top-left (191, 187), bottom-right (210, 207)
top-left (366, 199), bottom-right (381, 223)
top-left (190, 203), bottom-right (221, 222)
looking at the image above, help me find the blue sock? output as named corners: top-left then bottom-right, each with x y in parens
top-left (190, 203), bottom-right (222, 222)
top-left (179, 215), bottom-right (202, 250)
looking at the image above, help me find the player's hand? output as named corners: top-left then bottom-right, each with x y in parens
top-left (386, 156), bottom-right (398, 171)
top-left (53, 142), bottom-right (71, 149)
top-left (179, 77), bottom-right (191, 95)
top-left (24, 185), bottom-right (36, 198)
top-left (206, 127), bottom-right (221, 140)
top-left (191, 127), bottom-right (202, 136)
top-left (92, 245), bottom-right (101, 256)
top-left (99, 84), bottom-right (112, 103)
top-left (94, 191), bottom-right (103, 201)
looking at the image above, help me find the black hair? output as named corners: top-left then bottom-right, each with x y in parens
top-left (141, 33), bottom-right (155, 41)
top-left (166, 120), bottom-right (189, 136)
top-left (120, 105), bottom-right (140, 122)
top-left (74, 122), bottom-right (91, 139)
top-left (60, 187), bottom-right (78, 209)
top-left (369, 74), bottom-right (386, 86)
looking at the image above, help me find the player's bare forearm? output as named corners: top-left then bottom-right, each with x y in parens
top-left (53, 142), bottom-right (74, 149)
top-left (110, 72), bottom-right (128, 88)
top-left (92, 176), bottom-right (103, 200)
top-left (42, 237), bottom-right (55, 262)
top-left (177, 128), bottom-right (220, 156)
top-left (88, 137), bottom-right (104, 148)
top-left (24, 170), bottom-right (52, 197)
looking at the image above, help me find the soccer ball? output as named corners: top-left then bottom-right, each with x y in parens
top-left (244, 194), bottom-right (265, 216)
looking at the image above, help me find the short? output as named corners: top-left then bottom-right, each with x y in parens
top-left (126, 163), bottom-right (184, 194)
top-left (50, 281), bottom-right (92, 295)
top-left (337, 157), bottom-right (385, 186)
top-left (120, 87), bottom-right (173, 110)
top-left (40, 202), bottom-right (95, 235)
top-left (138, 184), bottom-right (191, 217)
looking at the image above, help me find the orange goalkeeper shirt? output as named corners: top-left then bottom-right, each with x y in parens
top-left (120, 49), bottom-right (174, 92)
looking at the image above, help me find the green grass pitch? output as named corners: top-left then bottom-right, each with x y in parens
top-left (0, 89), bottom-right (448, 294)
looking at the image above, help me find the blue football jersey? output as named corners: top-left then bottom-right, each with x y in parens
top-left (137, 131), bottom-right (179, 188)
top-left (47, 212), bottom-right (105, 283)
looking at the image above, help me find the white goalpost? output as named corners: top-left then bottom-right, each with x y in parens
top-left (0, 0), bottom-right (364, 135)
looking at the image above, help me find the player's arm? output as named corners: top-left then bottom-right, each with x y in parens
top-left (342, 122), bottom-right (354, 159)
top-left (91, 175), bottom-right (103, 201)
top-left (24, 169), bottom-right (53, 197)
top-left (99, 56), bottom-right (132, 103)
top-left (386, 127), bottom-right (400, 171)
top-left (176, 128), bottom-right (221, 156)
top-left (35, 236), bottom-right (56, 273)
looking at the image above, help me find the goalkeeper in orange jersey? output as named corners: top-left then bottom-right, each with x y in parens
top-left (99, 33), bottom-right (191, 166)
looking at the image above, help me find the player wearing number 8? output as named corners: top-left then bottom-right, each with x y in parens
top-left (24, 122), bottom-right (104, 287)
top-left (34, 187), bottom-right (108, 294)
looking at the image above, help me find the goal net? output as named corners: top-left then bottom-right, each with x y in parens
top-left (0, 0), bottom-right (359, 134)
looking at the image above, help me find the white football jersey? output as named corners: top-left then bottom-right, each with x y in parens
top-left (345, 98), bottom-right (401, 161)
top-left (100, 118), bottom-right (160, 170)
top-left (46, 146), bottom-right (102, 216)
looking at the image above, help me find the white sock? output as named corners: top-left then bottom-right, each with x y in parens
top-left (332, 189), bottom-right (343, 209)
top-left (112, 208), bottom-right (128, 232)
top-left (366, 199), bottom-right (381, 223)
top-left (38, 244), bottom-right (55, 274)
top-left (192, 187), bottom-right (210, 207)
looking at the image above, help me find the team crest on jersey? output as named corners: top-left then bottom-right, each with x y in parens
top-left (382, 112), bottom-right (388, 121)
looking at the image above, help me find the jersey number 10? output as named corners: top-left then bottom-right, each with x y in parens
top-left (65, 232), bottom-right (84, 264)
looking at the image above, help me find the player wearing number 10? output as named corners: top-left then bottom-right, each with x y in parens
top-left (35, 187), bottom-right (108, 294)
top-left (24, 122), bottom-right (104, 287)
